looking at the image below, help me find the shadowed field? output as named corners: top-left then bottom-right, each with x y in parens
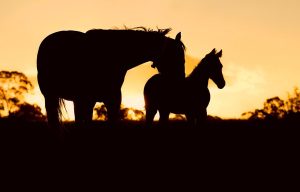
top-left (0, 119), bottom-right (298, 187)
top-left (1, 119), bottom-right (298, 155)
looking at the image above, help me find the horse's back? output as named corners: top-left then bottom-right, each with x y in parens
top-left (37, 31), bottom-right (87, 95)
top-left (37, 29), bottom-right (142, 80)
top-left (37, 30), bottom-right (86, 71)
top-left (36, 29), bottom-right (135, 99)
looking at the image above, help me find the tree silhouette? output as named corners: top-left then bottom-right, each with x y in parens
top-left (9, 102), bottom-right (46, 121)
top-left (242, 87), bottom-right (300, 121)
top-left (242, 109), bottom-right (266, 120)
top-left (93, 103), bottom-right (145, 121)
top-left (171, 114), bottom-right (186, 120)
top-left (242, 97), bottom-right (286, 120)
top-left (120, 107), bottom-right (145, 121)
top-left (0, 71), bottom-right (45, 121)
top-left (93, 103), bottom-right (108, 121)
top-left (263, 97), bottom-right (286, 120)
top-left (285, 87), bottom-right (300, 120)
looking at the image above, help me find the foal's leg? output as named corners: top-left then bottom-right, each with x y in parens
top-left (195, 109), bottom-right (208, 128)
top-left (74, 99), bottom-right (95, 125)
top-left (186, 113), bottom-right (197, 128)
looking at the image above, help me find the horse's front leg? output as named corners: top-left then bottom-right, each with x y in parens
top-left (74, 99), bottom-right (95, 126)
top-left (158, 110), bottom-right (170, 129)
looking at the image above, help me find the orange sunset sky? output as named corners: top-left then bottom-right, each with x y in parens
top-left (0, 0), bottom-right (300, 119)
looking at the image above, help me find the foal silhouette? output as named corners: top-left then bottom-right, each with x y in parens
top-left (37, 27), bottom-right (185, 128)
top-left (144, 49), bottom-right (225, 127)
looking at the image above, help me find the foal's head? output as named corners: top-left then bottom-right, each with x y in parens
top-left (203, 49), bottom-right (225, 89)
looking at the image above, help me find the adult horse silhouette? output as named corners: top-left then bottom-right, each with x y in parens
top-left (37, 27), bottom-right (185, 128)
top-left (144, 49), bottom-right (225, 128)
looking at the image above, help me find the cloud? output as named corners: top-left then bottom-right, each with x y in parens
top-left (221, 62), bottom-right (267, 93)
top-left (208, 62), bottom-right (268, 118)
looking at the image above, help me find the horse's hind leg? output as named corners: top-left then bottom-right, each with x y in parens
top-left (44, 96), bottom-right (65, 140)
top-left (74, 99), bottom-right (95, 125)
top-left (45, 96), bottom-right (60, 128)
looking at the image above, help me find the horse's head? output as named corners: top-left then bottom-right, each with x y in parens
top-left (152, 32), bottom-right (185, 81)
top-left (205, 49), bottom-right (226, 89)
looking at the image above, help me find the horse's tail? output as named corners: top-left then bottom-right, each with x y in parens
top-left (45, 96), bottom-right (66, 127)
top-left (57, 98), bottom-right (66, 123)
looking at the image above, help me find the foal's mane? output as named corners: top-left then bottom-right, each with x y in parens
top-left (187, 53), bottom-right (213, 79)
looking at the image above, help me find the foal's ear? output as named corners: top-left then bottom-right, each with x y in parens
top-left (175, 32), bottom-right (181, 41)
top-left (216, 49), bottom-right (222, 57)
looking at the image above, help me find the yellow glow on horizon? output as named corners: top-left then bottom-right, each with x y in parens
top-left (63, 97), bottom-right (145, 121)
top-left (122, 96), bottom-right (145, 111)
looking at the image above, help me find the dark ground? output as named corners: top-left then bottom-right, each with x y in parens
top-left (0, 119), bottom-right (299, 189)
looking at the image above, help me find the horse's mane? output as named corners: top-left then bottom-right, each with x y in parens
top-left (133, 27), bottom-right (187, 51)
top-left (86, 26), bottom-right (185, 52)
top-left (87, 26), bottom-right (171, 37)
top-left (123, 26), bottom-right (172, 36)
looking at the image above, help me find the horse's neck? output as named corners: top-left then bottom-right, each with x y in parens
top-left (125, 54), bottom-right (153, 70)
top-left (123, 35), bottom-right (164, 70)
top-left (87, 30), bottom-right (161, 70)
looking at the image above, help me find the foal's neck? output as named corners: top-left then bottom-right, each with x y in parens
top-left (188, 63), bottom-right (210, 88)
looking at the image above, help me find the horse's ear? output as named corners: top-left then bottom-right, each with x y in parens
top-left (209, 48), bottom-right (216, 55)
top-left (175, 32), bottom-right (181, 41)
top-left (216, 49), bottom-right (222, 57)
